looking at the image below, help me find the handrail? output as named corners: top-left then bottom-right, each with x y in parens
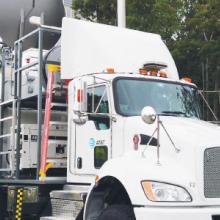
top-left (12, 25), bottom-right (61, 180)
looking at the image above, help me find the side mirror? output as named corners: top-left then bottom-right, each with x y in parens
top-left (141, 106), bottom-right (157, 124)
top-left (73, 78), bottom-right (87, 114)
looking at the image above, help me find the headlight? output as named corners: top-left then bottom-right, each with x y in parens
top-left (141, 181), bottom-right (192, 202)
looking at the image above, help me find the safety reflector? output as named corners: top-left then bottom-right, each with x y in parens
top-left (133, 134), bottom-right (140, 151)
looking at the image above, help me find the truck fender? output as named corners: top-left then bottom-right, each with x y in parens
top-left (83, 157), bottom-right (147, 220)
top-left (83, 175), bottom-right (133, 220)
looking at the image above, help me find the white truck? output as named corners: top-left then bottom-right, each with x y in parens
top-left (0, 17), bottom-right (220, 220)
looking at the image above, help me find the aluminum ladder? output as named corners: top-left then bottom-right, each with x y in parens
top-left (0, 47), bottom-right (17, 176)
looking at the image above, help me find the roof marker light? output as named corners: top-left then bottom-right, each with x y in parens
top-left (139, 69), bottom-right (148, 75)
top-left (139, 69), bottom-right (168, 78)
top-left (105, 68), bottom-right (115, 74)
top-left (182, 77), bottom-right (192, 83)
top-left (150, 70), bottom-right (158, 76)
top-left (159, 71), bottom-right (168, 78)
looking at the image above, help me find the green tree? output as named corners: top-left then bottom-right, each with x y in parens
top-left (172, 0), bottom-right (220, 118)
top-left (72, 0), bottom-right (220, 119)
top-left (72, 0), bottom-right (117, 25)
top-left (72, 0), bottom-right (183, 44)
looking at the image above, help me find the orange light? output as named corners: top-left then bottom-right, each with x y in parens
top-left (159, 71), bottom-right (167, 78)
top-left (139, 69), bottom-right (148, 75)
top-left (142, 181), bottom-right (156, 201)
top-left (95, 175), bottom-right (100, 182)
top-left (106, 68), bottom-right (115, 74)
top-left (182, 77), bottom-right (192, 83)
top-left (150, 70), bottom-right (158, 76)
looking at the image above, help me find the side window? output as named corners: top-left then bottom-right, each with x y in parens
top-left (87, 85), bottom-right (110, 130)
top-left (87, 86), bottom-right (109, 113)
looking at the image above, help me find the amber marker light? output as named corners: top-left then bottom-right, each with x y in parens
top-left (151, 70), bottom-right (158, 76)
top-left (182, 77), bottom-right (192, 83)
top-left (159, 71), bottom-right (168, 78)
top-left (139, 69), bottom-right (148, 75)
top-left (95, 175), bottom-right (100, 182)
top-left (106, 68), bottom-right (115, 73)
top-left (142, 181), bottom-right (156, 201)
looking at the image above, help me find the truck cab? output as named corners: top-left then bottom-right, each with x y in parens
top-left (60, 18), bottom-right (220, 220)
top-left (67, 71), bottom-right (202, 184)
top-left (66, 69), bottom-right (220, 220)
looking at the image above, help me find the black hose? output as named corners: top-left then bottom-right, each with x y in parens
top-left (42, 45), bottom-right (61, 84)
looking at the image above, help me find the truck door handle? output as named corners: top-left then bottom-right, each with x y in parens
top-left (77, 157), bottom-right (82, 169)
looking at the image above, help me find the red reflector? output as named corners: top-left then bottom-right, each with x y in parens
top-left (77, 89), bottom-right (82, 102)
top-left (65, 79), bottom-right (72, 86)
top-left (133, 135), bottom-right (140, 151)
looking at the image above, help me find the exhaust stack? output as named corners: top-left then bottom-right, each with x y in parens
top-left (117, 0), bottom-right (126, 28)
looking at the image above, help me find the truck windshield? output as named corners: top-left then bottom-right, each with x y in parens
top-left (114, 78), bottom-right (202, 118)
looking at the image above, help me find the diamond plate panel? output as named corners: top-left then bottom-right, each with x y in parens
top-left (51, 198), bottom-right (83, 217)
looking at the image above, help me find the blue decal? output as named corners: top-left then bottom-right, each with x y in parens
top-left (89, 138), bottom-right (96, 149)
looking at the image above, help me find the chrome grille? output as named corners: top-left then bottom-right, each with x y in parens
top-left (204, 147), bottom-right (220, 198)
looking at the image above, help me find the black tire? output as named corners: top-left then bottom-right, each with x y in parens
top-left (98, 205), bottom-right (135, 220)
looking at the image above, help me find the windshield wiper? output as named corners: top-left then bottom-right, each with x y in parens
top-left (160, 111), bottom-right (187, 117)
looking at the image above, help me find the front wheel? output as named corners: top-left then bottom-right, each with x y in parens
top-left (98, 205), bottom-right (135, 220)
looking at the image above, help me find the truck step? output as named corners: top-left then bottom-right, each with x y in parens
top-left (49, 121), bottom-right (67, 126)
top-left (50, 186), bottom-right (89, 219)
top-left (40, 217), bottom-right (75, 220)
top-left (51, 103), bottom-right (67, 108)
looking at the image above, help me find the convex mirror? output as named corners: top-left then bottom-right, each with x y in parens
top-left (141, 106), bottom-right (157, 124)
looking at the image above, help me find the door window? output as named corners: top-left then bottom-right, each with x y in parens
top-left (87, 85), bottom-right (110, 130)
top-left (87, 85), bottom-right (109, 113)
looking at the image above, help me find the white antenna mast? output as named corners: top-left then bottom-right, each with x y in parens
top-left (117, 0), bottom-right (126, 27)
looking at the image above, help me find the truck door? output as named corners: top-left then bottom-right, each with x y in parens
top-left (74, 84), bottom-right (111, 175)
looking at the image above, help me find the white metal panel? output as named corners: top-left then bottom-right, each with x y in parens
top-left (61, 18), bottom-right (179, 80)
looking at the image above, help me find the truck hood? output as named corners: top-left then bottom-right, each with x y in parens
top-left (104, 116), bottom-right (220, 206)
top-left (123, 116), bottom-right (220, 152)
